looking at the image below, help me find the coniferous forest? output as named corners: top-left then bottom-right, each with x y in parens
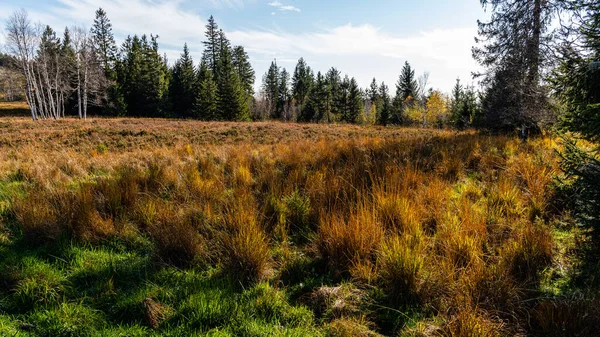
top-left (0, 1), bottom-right (600, 336)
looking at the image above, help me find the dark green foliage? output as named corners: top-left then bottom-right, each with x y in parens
top-left (202, 16), bottom-right (220, 77)
top-left (450, 78), bottom-right (480, 129)
top-left (326, 67), bottom-right (343, 122)
top-left (292, 58), bottom-right (314, 121)
top-left (91, 8), bottom-right (124, 116)
top-left (473, 0), bottom-right (553, 133)
top-left (117, 35), bottom-right (170, 117)
top-left (391, 62), bottom-right (418, 124)
top-left (232, 46), bottom-right (255, 98)
top-left (263, 60), bottom-right (280, 119)
top-left (396, 61), bottom-right (417, 103)
top-left (554, 0), bottom-right (600, 240)
top-left (91, 8), bottom-right (117, 77)
top-left (307, 72), bottom-right (329, 123)
top-left (345, 77), bottom-right (363, 123)
top-left (169, 44), bottom-right (197, 118)
top-left (216, 44), bottom-right (250, 121)
top-left (378, 82), bottom-right (391, 126)
top-left (194, 61), bottom-right (218, 120)
top-left (278, 68), bottom-right (291, 120)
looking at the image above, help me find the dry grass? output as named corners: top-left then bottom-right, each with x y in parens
top-left (0, 117), bottom-right (576, 335)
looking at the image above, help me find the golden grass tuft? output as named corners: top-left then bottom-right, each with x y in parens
top-left (317, 206), bottom-right (384, 278)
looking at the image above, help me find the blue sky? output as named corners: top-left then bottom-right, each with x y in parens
top-left (0, 0), bottom-right (487, 93)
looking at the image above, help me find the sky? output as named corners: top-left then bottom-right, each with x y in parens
top-left (0, 0), bottom-right (488, 94)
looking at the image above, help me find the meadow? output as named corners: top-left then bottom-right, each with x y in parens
top-left (0, 117), bottom-right (595, 336)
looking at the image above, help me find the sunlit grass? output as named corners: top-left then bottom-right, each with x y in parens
top-left (0, 118), bottom-right (586, 336)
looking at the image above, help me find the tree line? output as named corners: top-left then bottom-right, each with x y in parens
top-left (3, 8), bottom-right (479, 127)
top-left (3, 9), bottom-right (255, 121)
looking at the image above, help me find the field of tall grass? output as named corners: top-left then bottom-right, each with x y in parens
top-left (0, 118), bottom-right (595, 336)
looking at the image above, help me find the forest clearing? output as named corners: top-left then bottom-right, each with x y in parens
top-left (0, 118), bottom-right (595, 336)
top-left (1, 0), bottom-right (599, 335)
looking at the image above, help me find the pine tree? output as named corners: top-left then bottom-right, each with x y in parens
top-left (303, 71), bottom-right (328, 122)
top-left (397, 61), bottom-right (417, 102)
top-left (60, 27), bottom-right (76, 117)
top-left (278, 68), bottom-right (291, 120)
top-left (391, 61), bottom-right (418, 124)
top-left (202, 16), bottom-right (220, 77)
top-left (170, 43), bottom-right (197, 117)
top-left (473, 0), bottom-right (553, 135)
top-left (262, 60), bottom-right (279, 119)
top-left (346, 77), bottom-right (363, 123)
top-left (90, 8), bottom-right (117, 76)
top-left (232, 46), bottom-right (255, 97)
top-left (91, 8), bottom-right (124, 115)
top-left (216, 43), bottom-right (250, 121)
top-left (292, 58), bottom-right (314, 120)
top-left (340, 75), bottom-right (350, 122)
top-left (119, 35), bottom-right (169, 117)
top-left (326, 67), bottom-right (342, 122)
top-left (450, 78), bottom-right (467, 128)
top-left (553, 0), bottom-right (600, 240)
top-left (378, 82), bottom-right (391, 126)
top-left (194, 61), bottom-right (217, 120)
top-left (369, 78), bottom-right (380, 105)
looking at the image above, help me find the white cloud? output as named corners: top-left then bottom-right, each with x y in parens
top-left (207, 0), bottom-right (246, 10)
top-left (228, 24), bottom-right (480, 92)
top-left (268, 1), bottom-right (300, 13)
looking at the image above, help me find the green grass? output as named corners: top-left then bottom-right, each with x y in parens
top-left (0, 232), bottom-right (324, 336)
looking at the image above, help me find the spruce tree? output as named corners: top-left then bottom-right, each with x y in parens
top-left (60, 27), bottom-right (76, 116)
top-left (292, 58), bottom-right (314, 120)
top-left (326, 67), bottom-right (342, 122)
top-left (216, 43), bottom-right (250, 121)
top-left (391, 61), bottom-right (417, 124)
top-left (278, 68), bottom-right (291, 120)
top-left (170, 43), bottom-right (197, 117)
top-left (397, 61), bottom-right (417, 102)
top-left (450, 78), bottom-right (467, 128)
top-left (474, 0), bottom-right (553, 135)
top-left (91, 8), bottom-right (117, 76)
top-left (553, 0), bottom-right (600, 239)
top-left (340, 75), bottom-right (350, 122)
top-left (262, 60), bottom-right (279, 119)
top-left (120, 35), bottom-right (169, 117)
top-left (369, 78), bottom-right (380, 106)
top-left (378, 82), bottom-right (391, 126)
top-left (311, 72), bottom-right (328, 122)
top-left (346, 77), bottom-right (363, 123)
top-left (202, 16), bottom-right (220, 77)
top-left (232, 46), bottom-right (255, 97)
top-left (194, 61), bottom-right (218, 120)
top-left (91, 8), bottom-right (124, 115)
